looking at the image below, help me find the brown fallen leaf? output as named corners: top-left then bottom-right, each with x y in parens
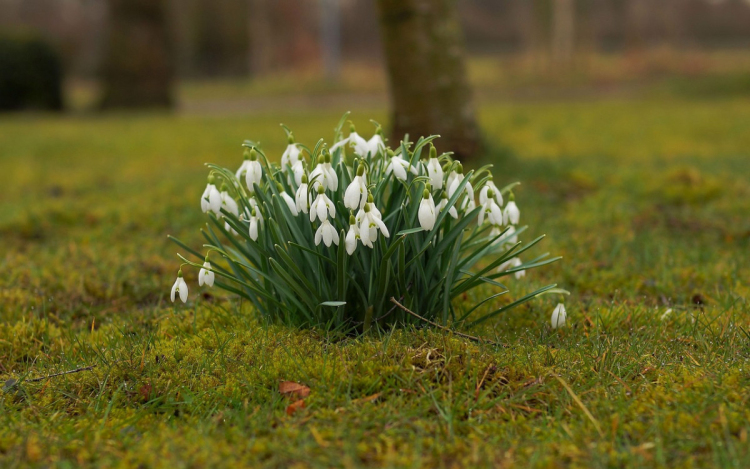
top-left (286, 399), bottom-right (306, 416)
top-left (279, 381), bottom-right (311, 398)
top-left (352, 393), bottom-right (381, 404)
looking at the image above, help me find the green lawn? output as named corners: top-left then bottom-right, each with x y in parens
top-left (1, 95), bottom-right (749, 467)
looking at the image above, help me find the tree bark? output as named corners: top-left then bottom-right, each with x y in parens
top-left (375, 0), bottom-right (481, 158)
top-left (100, 0), bottom-right (173, 109)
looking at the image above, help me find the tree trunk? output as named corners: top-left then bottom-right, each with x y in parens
top-left (375, 0), bottom-right (481, 158)
top-left (100, 0), bottom-right (173, 109)
top-left (552, 0), bottom-right (575, 66)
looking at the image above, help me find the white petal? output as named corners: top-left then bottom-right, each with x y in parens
top-left (551, 304), bottom-right (567, 329)
top-left (178, 278), bottom-right (188, 303)
top-left (392, 160), bottom-right (407, 181)
top-left (418, 200), bottom-right (436, 231)
top-left (170, 279), bottom-right (178, 302)
top-left (322, 222), bottom-right (333, 246)
top-left (345, 228), bottom-right (357, 255)
top-left (281, 193), bottom-right (298, 216)
top-left (209, 188), bottom-right (222, 214)
top-left (314, 223), bottom-right (324, 245)
top-left (372, 215), bottom-right (389, 238)
top-left (344, 181), bottom-right (360, 210)
top-left (316, 197), bottom-right (328, 222)
top-left (249, 218), bottom-right (258, 241)
top-left (449, 206), bottom-right (458, 218)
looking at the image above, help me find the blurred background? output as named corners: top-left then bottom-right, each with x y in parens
top-left (0, 0), bottom-right (748, 322)
top-left (3, 0), bottom-right (750, 114)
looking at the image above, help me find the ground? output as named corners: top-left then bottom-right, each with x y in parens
top-left (1, 83), bottom-right (749, 467)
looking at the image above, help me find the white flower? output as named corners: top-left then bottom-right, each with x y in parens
top-left (358, 203), bottom-right (389, 248)
top-left (235, 159), bottom-right (251, 180)
top-left (479, 180), bottom-right (503, 207)
top-left (248, 207), bottom-right (261, 241)
top-left (504, 200), bottom-right (520, 225)
top-left (201, 180), bottom-right (221, 214)
top-left (426, 157), bottom-right (444, 190)
top-left (365, 133), bottom-right (385, 157)
top-left (280, 191), bottom-right (298, 216)
top-left (418, 190), bottom-right (437, 231)
top-left (345, 215), bottom-right (359, 255)
top-left (170, 271), bottom-right (188, 303)
top-left (310, 186), bottom-right (336, 223)
top-left (385, 154), bottom-right (417, 181)
top-left (220, 189), bottom-right (239, 217)
top-left (295, 176), bottom-right (311, 214)
top-left (478, 190), bottom-right (503, 226)
top-left (244, 149), bottom-right (263, 192)
top-left (344, 165), bottom-right (368, 210)
top-left (281, 143), bottom-right (301, 168)
top-left (198, 261), bottom-right (214, 287)
top-left (291, 160), bottom-right (305, 185)
top-left (498, 257), bottom-right (525, 278)
top-left (448, 171), bottom-right (475, 211)
top-left (310, 152), bottom-right (338, 191)
top-left (315, 219), bottom-right (339, 247)
top-left (436, 192), bottom-right (458, 219)
top-left (551, 303), bottom-right (567, 329)
top-left (331, 125), bottom-right (373, 157)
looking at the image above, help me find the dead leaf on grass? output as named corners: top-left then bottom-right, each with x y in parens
top-left (286, 399), bottom-right (306, 416)
top-left (279, 381), bottom-right (311, 398)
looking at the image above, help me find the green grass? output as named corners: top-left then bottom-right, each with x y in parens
top-left (1, 95), bottom-right (749, 467)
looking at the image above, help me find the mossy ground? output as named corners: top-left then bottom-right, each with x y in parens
top-left (1, 92), bottom-right (749, 467)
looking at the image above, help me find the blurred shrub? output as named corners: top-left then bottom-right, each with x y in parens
top-left (0, 32), bottom-right (63, 111)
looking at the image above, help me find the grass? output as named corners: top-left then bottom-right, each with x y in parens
top-left (1, 93), bottom-right (749, 467)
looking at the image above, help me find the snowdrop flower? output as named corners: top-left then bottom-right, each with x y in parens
top-left (315, 219), bottom-right (339, 247)
top-left (280, 135), bottom-right (301, 169)
top-left (385, 150), bottom-right (417, 181)
top-left (355, 193), bottom-right (382, 225)
top-left (498, 257), bottom-right (525, 278)
top-left (201, 175), bottom-right (221, 214)
top-left (503, 197), bottom-right (520, 225)
top-left (479, 179), bottom-right (503, 207)
top-left (170, 270), bottom-right (188, 303)
top-left (418, 189), bottom-right (437, 231)
top-left (344, 164), bottom-right (368, 210)
top-left (248, 207), bottom-right (261, 241)
top-left (198, 259), bottom-right (214, 287)
top-left (244, 148), bottom-right (263, 192)
top-left (478, 188), bottom-right (503, 225)
top-left (364, 130), bottom-right (385, 157)
top-left (310, 185), bottom-right (335, 223)
top-left (277, 183), bottom-right (298, 216)
top-left (309, 151), bottom-right (338, 192)
top-left (358, 196), bottom-right (389, 248)
top-left (331, 124), bottom-right (370, 157)
top-left (345, 214), bottom-right (359, 255)
top-left (447, 164), bottom-right (475, 211)
top-left (551, 303), bottom-right (567, 329)
top-left (295, 174), bottom-right (311, 214)
top-left (219, 186), bottom-right (239, 217)
top-left (426, 145), bottom-right (444, 190)
top-left (235, 151), bottom-right (252, 180)
top-left (291, 159), bottom-right (305, 185)
top-left (436, 191), bottom-right (458, 219)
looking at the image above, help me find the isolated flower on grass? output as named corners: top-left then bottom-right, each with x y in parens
top-left (551, 303), bottom-right (567, 329)
top-left (171, 270), bottom-right (188, 303)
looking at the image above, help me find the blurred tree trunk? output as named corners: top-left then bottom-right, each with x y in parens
top-left (375, 0), bottom-right (481, 158)
top-left (100, 0), bottom-right (173, 109)
top-left (248, 0), bottom-right (272, 75)
top-left (552, 0), bottom-right (575, 65)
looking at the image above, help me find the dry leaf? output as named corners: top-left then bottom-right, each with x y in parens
top-left (279, 381), bottom-right (311, 398)
top-left (286, 399), bottom-right (306, 416)
top-left (353, 393), bottom-right (381, 404)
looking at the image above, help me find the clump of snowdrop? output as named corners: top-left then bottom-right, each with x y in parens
top-left (169, 115), bottom-right (561, 331)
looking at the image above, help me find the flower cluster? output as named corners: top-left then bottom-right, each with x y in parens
top-left (169, 116), bottom-right (562, 330)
